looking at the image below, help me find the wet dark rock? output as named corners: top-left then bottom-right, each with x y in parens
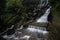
top-left (0, 36), bottom-right (6, 40)
top-left (47, 0), bottom-right (60, 40)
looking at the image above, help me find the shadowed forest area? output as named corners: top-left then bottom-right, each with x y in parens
top-left (0, 0), bottom-right (60, 40)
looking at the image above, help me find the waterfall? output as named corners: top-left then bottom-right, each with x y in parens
top-left (37, 6), bottom-right (51, 23)
top-left (38, 0), bottom-right (48, 9)
top-left (2, 0), bottom-right (51, 40)
top-left (26, 26), bottom-right (48, 34)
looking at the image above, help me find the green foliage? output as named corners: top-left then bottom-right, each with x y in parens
top-left (0, 0), bottom-right (41, 29)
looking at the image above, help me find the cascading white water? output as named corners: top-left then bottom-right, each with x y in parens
top-left (2, 0), bottom-right (51, 40)
top-left (38, 0), bottom-right (48, 9)
top-left (26, 26), bottom-right (48, 35)
top-left (37, 6), bottom-right (51, 23)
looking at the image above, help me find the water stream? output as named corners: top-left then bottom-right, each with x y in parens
top-left (2, 0), bottom-right (51, 40)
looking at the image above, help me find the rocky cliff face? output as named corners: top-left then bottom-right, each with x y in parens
top-left (47, 0), bottom-right (60, 40)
